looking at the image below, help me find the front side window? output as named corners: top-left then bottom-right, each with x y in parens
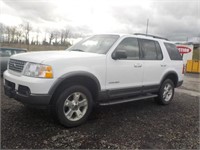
top-left (114, 37), bottom-right (139, 60)
top-left (164, 43), bottom-right (182, 60)
top-left (67, 35), bottom-right (119, 54)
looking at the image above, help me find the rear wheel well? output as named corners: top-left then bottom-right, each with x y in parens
top-left (50, 76), bottom-right (100, 104)
top-left (161, 72), bottom-right (178, 87)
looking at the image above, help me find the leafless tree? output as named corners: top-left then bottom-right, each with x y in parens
top-left (63, 28), bottom-right (70, 43)
top-left (16, 24), bottom-right (24, 44)
top-left (53, 30), bottom-right (60, 45)
top-left (5, 26), bottom-right (12, 43)
top-left (0, 23), bottom-right (5, 33)
top-left (23, 22), bottom-right (32, 45)
top-left (48, 31), bottom-right (54, 45)
top-left (10, 26), bottom-right (17, 43)
top-left (0, 23), bottom-right (6, 42)
top-left (36, 28), bottom-right (40, 45)
top-left (60, 29), bottom-right (64, 44)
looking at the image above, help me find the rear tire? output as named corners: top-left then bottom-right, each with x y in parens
top-left (155, 79), bottom-right (175, 105)
top-left (51, 85), bottom-right (93, 127)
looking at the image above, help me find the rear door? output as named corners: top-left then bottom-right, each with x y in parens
top-left (138, 39), bottom-right (165, 93)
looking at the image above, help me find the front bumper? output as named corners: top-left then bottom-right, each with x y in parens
top-left (3, 70), bottom-right (55, 106)
top-left (4, 81), bottom-right (52, 106)
top-left (3, 70), bottom-right (55, 94)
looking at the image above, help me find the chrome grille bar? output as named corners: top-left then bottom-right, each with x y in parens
top-left (9, 59), bottom-right (26, 73)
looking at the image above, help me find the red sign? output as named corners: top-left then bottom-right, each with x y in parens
top-left (176, 46), bottom-right (192, 54)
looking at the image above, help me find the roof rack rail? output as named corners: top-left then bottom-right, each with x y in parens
top-left (134, 33), bottom-right (169, 41)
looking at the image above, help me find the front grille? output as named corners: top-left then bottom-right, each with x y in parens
top-left (9, 59), bottom-right (26, 73)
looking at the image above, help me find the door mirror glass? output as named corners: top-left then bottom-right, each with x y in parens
top-left (113, 37), bottom-right (139, 60)
top-left (112, 50), bottom-right (127, 60)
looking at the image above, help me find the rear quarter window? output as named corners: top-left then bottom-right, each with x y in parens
top-left (164, 43), bottom-right (182, 60)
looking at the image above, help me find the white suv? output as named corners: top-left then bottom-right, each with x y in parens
top-left (3, 33), bottom-right (184, 127)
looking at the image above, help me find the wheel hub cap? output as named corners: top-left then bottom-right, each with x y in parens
top-left (63, 92), bottom-right (88, 121)
top-left (163, 83), bottom-right (173, 102)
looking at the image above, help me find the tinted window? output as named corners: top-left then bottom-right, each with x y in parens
top-left (13, 50), bottom-right (26, 54)
top-left (140, 39), bottom-right (158, 60)
top-left (67, 35), bottom-right (119, 54)
top-left (155, 42), bottom-right (163, 60)
top-left (0, 49), bottom-right (12, 57)
top-left (164, 43), bottom-right (182, 60)
top-left (115, 37), bottom-right (139, 60)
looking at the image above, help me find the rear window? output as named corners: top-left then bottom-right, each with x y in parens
top-left (164, 43), bottom-right (182, 60)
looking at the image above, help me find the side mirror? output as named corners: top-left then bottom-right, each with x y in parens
top-left (112, 50), bottom-right (127, 60)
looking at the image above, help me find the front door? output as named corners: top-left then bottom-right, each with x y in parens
top-left (106, 37), bottom-right (143, 98)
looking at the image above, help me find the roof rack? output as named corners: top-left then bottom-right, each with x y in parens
top-left (134, 33), bottom-right (169, 41)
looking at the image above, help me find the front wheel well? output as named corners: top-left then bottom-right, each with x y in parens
top-left (50, 75), bottom-right (100, 104)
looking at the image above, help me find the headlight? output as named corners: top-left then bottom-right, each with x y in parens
top-left (24, 63), bottom-right (53, 78)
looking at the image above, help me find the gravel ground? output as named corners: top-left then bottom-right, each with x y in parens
top-left (1, 75), bottom-right (200, 149)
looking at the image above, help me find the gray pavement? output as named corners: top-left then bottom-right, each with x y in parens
top-left (180, 73), bottom-right (200, 92)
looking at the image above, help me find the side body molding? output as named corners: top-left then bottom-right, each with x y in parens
top-left (48, 71), bottom-right (101, 95)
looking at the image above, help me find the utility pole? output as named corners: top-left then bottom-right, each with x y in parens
top-left (146, 19), bottom-right (149, 35)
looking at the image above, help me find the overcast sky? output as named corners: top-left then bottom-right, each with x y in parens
top-left (0, 0), bottom-right (200, 41)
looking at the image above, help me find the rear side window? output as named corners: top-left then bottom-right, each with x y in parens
top-left (164, 43), bottom-right (182, 60)
top-left (139, 39), bottom-right (163, 60)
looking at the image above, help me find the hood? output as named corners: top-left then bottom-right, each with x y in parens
top-left (10, 50), bottom-right (105, 63)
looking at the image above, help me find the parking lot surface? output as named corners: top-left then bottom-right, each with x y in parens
top-left (1, 74), bottom-right (199, 149)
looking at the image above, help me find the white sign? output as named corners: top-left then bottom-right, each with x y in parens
top-left (176, 44), bottom-right (193, 65)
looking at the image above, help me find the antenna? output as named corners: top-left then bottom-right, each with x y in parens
top-left (146, 19), bottom-right (149, 35)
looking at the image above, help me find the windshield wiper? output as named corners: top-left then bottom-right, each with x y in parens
top-left (70, 49), bottom-right (85, 52)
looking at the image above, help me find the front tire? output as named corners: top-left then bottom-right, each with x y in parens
top-left (156, 79), bottom-right (175, 105)
top-left (53, 85), bottom-right (93, 127)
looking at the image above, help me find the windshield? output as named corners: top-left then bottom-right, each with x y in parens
top-left (67, 35), bottom-right (119, 54)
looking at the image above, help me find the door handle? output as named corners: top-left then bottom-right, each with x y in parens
top-left (134, 63), bottom-right (142, 68)
top-left (161, 64), bottom-right (167, 67)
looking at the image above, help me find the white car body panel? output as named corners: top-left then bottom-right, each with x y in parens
top-left (3, 34), bottom-right (184, 97)
top-left (4, 70), bottom-right (54, 94)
